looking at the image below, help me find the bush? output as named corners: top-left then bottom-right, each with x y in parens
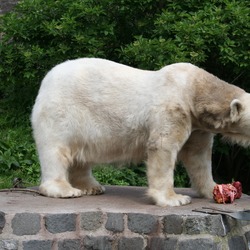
top-left (121, 0), bottom-right (250, 87)
top-left (93, 164), bottom-right (147, 186)
top-left (0, 126), bottom-right (40, 188)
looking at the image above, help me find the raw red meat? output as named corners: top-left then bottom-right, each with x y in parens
top-left (213, 184), bottom-right (237, 204)
top-left (232, 181), bottom-right (242, 199)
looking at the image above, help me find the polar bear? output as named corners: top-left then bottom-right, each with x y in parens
top-left (31, 58), bottom-right (250, 207)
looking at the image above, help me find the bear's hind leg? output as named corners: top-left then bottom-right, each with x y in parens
top-left (69, 164), bottom-right (105, 195)
top-left (178, 130), bottom-right (216, 198)
top-left (39, 147), bottom-right (83, 198)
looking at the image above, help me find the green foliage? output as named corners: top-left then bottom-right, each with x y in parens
top-left (0, 126), bottom-right (40, 188)
top-left (121, 0), bottom-right (250, 85)
top-left (174, 164), bottom-right (190, 188)
top-left (93, 164), bottom-right (147, 186)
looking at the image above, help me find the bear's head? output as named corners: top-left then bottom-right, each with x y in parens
top-left (224, 93), bottom-right (250, 147)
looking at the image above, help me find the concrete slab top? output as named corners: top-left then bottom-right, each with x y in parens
top-left (0, 186), bottom-right (249, 215)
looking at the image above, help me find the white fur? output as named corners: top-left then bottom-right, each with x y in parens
top-left (32, 58), bottom-right (249, 206)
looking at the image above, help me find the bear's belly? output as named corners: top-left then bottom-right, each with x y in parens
top-left (69, 135), bottom-right (148, 165)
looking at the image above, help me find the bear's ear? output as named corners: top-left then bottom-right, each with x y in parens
top-left (230, 99), bottom-right (243, 122)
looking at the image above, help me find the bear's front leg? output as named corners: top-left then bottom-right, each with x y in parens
top-left (146, 136), bottom-right (191, 207)
top-left (179, 130), bottom-right (216, 198)
top-left (146, 107), bottom-right (192, 206)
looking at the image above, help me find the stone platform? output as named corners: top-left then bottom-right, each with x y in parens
top-left (0, 186), bottom-right (250, 250)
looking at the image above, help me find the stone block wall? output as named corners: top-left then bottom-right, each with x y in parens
top-left (1, 210), bottom-right (250, 250)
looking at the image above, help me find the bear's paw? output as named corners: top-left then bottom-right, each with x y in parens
top-left (39, 180), bottom-right (83, 198)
